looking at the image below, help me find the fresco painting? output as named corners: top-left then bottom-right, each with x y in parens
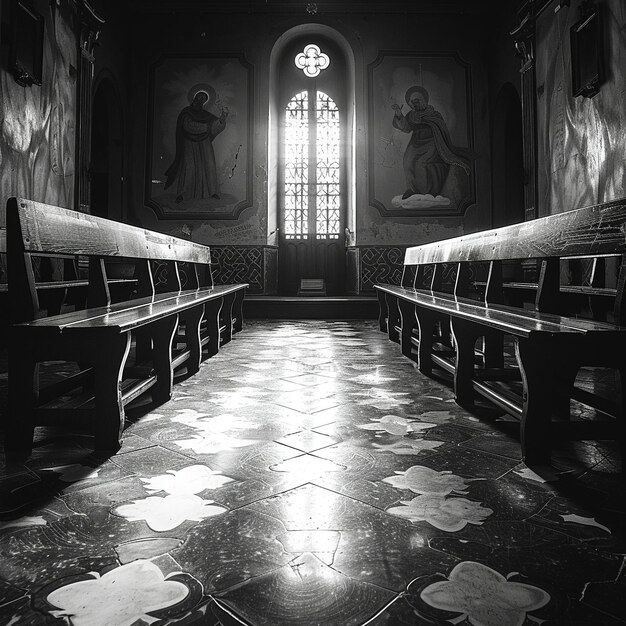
top-left (146, 55), bottom-right (252, 220)
top-left (369, 53), bottom-right (475, 217)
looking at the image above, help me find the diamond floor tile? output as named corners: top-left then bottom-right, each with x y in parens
top-left (0, 319), bottom-right (624, 625)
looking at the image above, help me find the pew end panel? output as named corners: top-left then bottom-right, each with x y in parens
top-left (374, 198), bottom-right (626, 469)
top-left (5, 197), bottom-right (248, 458)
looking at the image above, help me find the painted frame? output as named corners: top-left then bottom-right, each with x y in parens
top-left (145, 53), bottom-right (253, 220)
top-left (368, 51), bottom-right (475, 217)
top-left (9, 0), bottom-right (44, 87)
top-left (570, 3), bottom-right (604, 98)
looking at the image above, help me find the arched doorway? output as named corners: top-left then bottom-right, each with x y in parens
top-left (278, 36), bottom-right (347, 295)
top-left (491, 83), bottom-right (524, 228)
top-left (90, 75), bottom-right (124, 220)
top-left (268, 25), bottom-right (356, 297)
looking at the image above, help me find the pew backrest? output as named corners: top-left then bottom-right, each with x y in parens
top-left (399, 198), bottom-right (626, 324)
top-left (7, 197), bottom-right (214, 323)
top-left (404, 199), bottom-right (626, 266)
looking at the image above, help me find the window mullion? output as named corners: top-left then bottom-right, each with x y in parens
top-left (308, 86), bottom-right (317, 238)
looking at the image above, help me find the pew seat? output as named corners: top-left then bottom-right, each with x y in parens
top-left (5, 197), bottom-right (247, 457)
top-left (375, 198), bottom-right (626, 466)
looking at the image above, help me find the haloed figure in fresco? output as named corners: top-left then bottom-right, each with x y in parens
top-left (392, 86), bottom-right (470, 200)
top-left (164, 87), bottom-right (229, 203)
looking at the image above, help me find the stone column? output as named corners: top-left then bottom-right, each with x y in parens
top-left (510, 0), bottom-right (540, 224)
top-left (75, 1), bottom-right (105, 213)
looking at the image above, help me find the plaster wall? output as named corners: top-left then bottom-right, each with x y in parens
top-left (127, 9), bottom-right (495, 249)
top-left (536, 0), bottom-right (626, 215)
top-left (0, 0), bottom-right (77, 226)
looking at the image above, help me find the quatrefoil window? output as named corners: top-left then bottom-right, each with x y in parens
top-left (295, 44), bottom-right (330, 78)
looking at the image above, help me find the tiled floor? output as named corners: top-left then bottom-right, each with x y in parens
top-left (1, 319), bottom-right (625, 625)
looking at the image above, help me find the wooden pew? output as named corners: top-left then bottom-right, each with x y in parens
top-left (1, 228), bottom-right (137, 332)
top-left (0, 228), bottom-right (6, 340)
top-left (375, 198), bottom-right (626, 466)
top-left (5, 197), bottom-right (248, 457)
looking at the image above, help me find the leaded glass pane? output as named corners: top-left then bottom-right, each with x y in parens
top-left (294, 43), bottom-right (330, 78)
top-left (315, 91), bottom-right (340, 239)
top-left (284, 91), bottom-right (309, 239)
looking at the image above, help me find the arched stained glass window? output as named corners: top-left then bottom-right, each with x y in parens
top-left (284, 91), bottom-right (309, 239)
top-left (284, 90), bottom-right (341, 240)
top-left (315, 91), bottom-right (340, 238)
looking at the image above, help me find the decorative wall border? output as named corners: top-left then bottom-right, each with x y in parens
top-left (355, 246), bottom-right (406, 294)
top-left (210, 246), bottom-right (277, 295)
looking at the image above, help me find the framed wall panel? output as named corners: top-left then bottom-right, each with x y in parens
top-left (368, 51), bottom-right (475, 217)
top-left (145, 53), bottom-right (253, 220)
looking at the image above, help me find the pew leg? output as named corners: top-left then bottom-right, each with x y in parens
top-left (386, 293), bottom-right (400, 343)
top-left (398, 299), bottom-right (417, 362)
top-left (151, 314), bottom-right (178, 404)
top-left (451, 318), bottom-right (480, 407)
top-left (204, 298), bottom-right (222, 358)
top-left (233, 289), bottom-right (245, 334)
top-left (5, 334), bottom-right (39, 458)
top-left (483, 331), bottom-right (504, 369)
top-left (618, 368), bottom-right (626, 473)
top-left (221, 293), bottom-right (235, 345)
top-left (93, 332), bottom-right (131, 452)
top-left (515, 336), bottom-right (556, 466)
top-left (377, 290), bottom-right (388, 333)
top-left (415, 308), bottom-right (438, 375)
top-left (181, 306), bottom-right (204, 375)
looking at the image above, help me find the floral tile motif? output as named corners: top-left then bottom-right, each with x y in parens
top-left (357, 414), bottom-right (437, 435)
top-left (419, 561), bottom-right (551, 626)
top-left (382, 465), bottom-right (477, 495)
top-left (112, 464), bottom-right (233, 531)
top-left (113, 493), bottom-right (227, 531)
top-left (386, 494), bottom-right (493, 531)
top-left (415, 410), bottom-right (455, 424)
top-left (39, 559), bottom-right (201, 626)
top-left (382, 465), bottom-right (491, 532)
top-left (350, 388), bottom-right (414, 410)
top-left (141, 464), bottom-right (234, 495)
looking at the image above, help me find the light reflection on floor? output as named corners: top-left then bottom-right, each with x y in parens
top-left (0, 319), bottom-right (624, 625)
